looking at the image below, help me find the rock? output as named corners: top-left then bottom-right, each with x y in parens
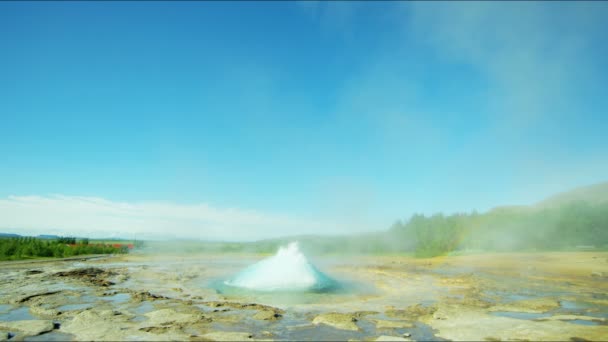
top-left (375, 335), bottom-right (412, 341)
top-left (131, 291), bottom-right (168, 302)
top-left (139, 326), bottom-right (171, 334)
top-left (145, 308), bottom-right (207, 325)
top-left (537, 314), bottom-right (606, 323)
top-left (386, 304), bottom-right (436, 319)
top-left (433, 311), bottom-right (448, 320)
top-left (55, 267), bottom-right (105, 278)
top-left (207, 301), bottom-right (225, 308)
top-left (353, 310), bottom-right (380, 318)
top-left (99, 309), bottom-right (123, 317)
top-left (54, 267), bottom-right (116, 286)
top-left (312, 312), bottom-right (359, 331)
top-left (423, 304), bottom-right (608, 341)
top-left (374, 319), bottom-right (414, 329)
top-left (61, 310), bottom-right (130, 340)
top-left (30, 305), bottom-right (61, 317)
top-left (201, 331), bottom-right (253, 341)
top-left (0, 320), bottom-right (54, 336)
top-left (14, 291), bottom-right (62, 304)
top-left (203, 301), bottom-right (284, 313)
top-left (253, 310), bottom-right (282, 321)
top-left (114, 274), bottom-right (129, 283)
top-left (488, 298), bottom-right (560, 313)
top-left (25, 270), bottom-right (44, 275)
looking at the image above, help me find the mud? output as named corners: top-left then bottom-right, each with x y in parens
top-left (0, 252), bottom-right (606, 341)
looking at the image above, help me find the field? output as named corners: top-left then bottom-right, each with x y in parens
top-left (1, 251), bottom-right (607, 341)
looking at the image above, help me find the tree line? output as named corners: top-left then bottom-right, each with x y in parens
top-left (0, 236), bottom-right (129, 261)
top-left (389, 200), bottom-right (608, 257)
top-left (242, 200), bottom-right (608, 257)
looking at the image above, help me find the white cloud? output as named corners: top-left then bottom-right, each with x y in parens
top-left (0, 195), bottom-right (332, 241)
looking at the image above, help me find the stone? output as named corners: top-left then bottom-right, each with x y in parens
top-left (374, 319), bottom-right (414, 329)
top-left (14, 291), bottom-right (62, 304)
top-left (144, 308), bottom-right (207, 325)
top-left (375, 335), bottom-right (413, 341)
top-left (30, 305), bottom-right (61, 317)
top-left (0, 320), bottom-right (54, 336)
top-left (386, 304), bottom-right (437, 320)
top-left (312, 312), bottom-right (359, 331)
top-left (54, 268), bottom-right (116, 287)
top-left (423, 305), bottom-right (608, 341)
top-left (537, 315), bottom-right (606, 323)
top-left (253, 310), bottom-right (282, 321)
top-left (488, 297), bottom-right (560, 314)
top-left (131, 291), bottom-right (168, 302)
top-left (61, 310), bottom-right (126, 340)
top-left (201, 331), bottom-right (253, 341)
top-left (353, 310), bottom-right (380, 318)
top-left (25, 270), bottom-right (44, 275)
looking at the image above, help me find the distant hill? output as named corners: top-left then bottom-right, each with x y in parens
top-left (37, 234), bottom-right (60, 239)
top-left (536, 181), bottom-right (608, 208)
top-left (0, 233), bottom-right (130, 241)
top-left (0, 233), bottom-right (21, 238)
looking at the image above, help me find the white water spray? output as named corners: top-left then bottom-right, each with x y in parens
top-left (224, 242), bottom-right (336, 292)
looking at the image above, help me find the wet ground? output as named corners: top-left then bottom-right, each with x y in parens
top-left (0, 252), bottom-right (607, 341)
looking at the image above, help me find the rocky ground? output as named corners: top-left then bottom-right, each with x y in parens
top-left (0, 252), bottom-right (607, 341)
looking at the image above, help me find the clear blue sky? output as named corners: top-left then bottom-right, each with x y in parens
top-left (1, 2), bottom-right (607, 239)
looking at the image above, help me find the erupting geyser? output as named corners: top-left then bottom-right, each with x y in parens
top-left (224, 242), bottom-right (338, 292)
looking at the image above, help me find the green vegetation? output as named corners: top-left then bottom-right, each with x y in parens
top-left (3, 184), bottom-right (606, 259)
top-left (247, 200), bottom-right (607, 257)
top-left (389, 200), bottom-right (608, 257)
top-left (149, 199), bottom-right (607, 258)
top-left (0, 236), bottom-right (130, 261)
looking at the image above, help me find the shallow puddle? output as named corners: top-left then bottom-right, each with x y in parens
top-left (102, 293), bottom-right (131, 304)
top-left (490, 311), bottom-right (551, 320)
top-left (560, 300), bottom-right (591, 311)
top-left (568, 319), bottom-right (602, 326)
top-left (132, 301), bottom-right (155, 315)
top-left (0, 306), bottom-right (35, 321)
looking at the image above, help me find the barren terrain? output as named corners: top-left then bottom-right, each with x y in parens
top-left (1, 252), bottom-right (607, 341)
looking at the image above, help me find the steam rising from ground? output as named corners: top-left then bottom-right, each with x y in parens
top-left (224, 242), bottom-right (337, 292)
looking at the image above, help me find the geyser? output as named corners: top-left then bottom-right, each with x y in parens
top-left (224, 242), bottom-right (338, 292)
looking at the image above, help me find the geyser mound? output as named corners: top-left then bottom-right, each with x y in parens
top-left (224, 242), bottom-right (339, 292)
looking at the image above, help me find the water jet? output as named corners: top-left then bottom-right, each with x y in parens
top-left (222, 242), bottom-right (340, 293)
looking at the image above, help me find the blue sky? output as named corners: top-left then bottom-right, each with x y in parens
top-left (1, 1), bottom-right (607, 240)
